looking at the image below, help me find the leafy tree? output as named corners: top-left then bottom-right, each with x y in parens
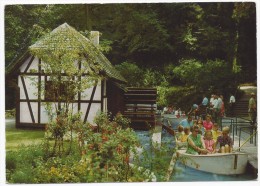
top-left (173, 59), bottom-right (203, 88)
top-left (5, 3), bottom-right (257, 110)
top-left (173, 59), bottom-right (237, 94)
top-left (232, 2), bottom-right (256, 82)
top-left (103, 4), bottom-right (171, 67)
top-left (5, 5), bottom-right (51, 66)
top-left (143, 69), bottom-right (168, 88)
top-left (115, 61), bottom-right (144, 87)
top-left (198, 59), bottom-right (236, 94)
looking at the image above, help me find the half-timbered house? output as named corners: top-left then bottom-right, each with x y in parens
top-left (6, 23), bottom-right (127, 128)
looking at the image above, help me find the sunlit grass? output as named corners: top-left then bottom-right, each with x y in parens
top-left (6, 128), bottom-right (45, 151)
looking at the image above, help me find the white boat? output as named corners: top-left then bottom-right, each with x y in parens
top-left (177, 149), bottom-right (248, 175)
top-left (176, 140), bottom-right (187, 149)
top-left (162, 114), bottom-right (177, 119)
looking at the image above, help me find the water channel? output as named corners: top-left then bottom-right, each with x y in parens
top-left (134, 115), bottom-right (256, 182)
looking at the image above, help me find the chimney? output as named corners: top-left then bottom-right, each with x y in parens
top-left (90, 31), bottom-right (99, 46)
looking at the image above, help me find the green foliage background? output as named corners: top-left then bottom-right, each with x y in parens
top-left (5, 3), bottom-right (256, 110)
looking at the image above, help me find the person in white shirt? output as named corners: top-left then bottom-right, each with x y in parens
top-left (202, 95), bottom-right (209, 106)
top-left (217, 96), bottom-right (223, 111)
top-left (163, 106), bottom-right (168, 114)
top-left (212, 95), bottom-right (219, 110)
top-left (229, 95), bottom-right (236, 104)
top-left (213, 94), bottom-right (222, 124)
top-left (210, 94), bottom-right (215, 107)
top-left (207, 94), bottom-right (215, 116)
top-left (229, 94), bottom-right (236, 117)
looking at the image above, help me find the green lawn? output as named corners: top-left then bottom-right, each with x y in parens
top-left (5, 128), bottom-right (45, 151)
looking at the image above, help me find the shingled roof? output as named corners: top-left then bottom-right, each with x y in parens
top-left (7, 23), bottom-right (126, 83)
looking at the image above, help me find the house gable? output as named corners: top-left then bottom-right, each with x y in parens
top-left (6, 23), bottom-right (127, 128)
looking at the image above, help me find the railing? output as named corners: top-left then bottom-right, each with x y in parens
top-left (225, 117), bottom-right (257, 148)
top-left (238, 126), bottom-right (257, 148)
top-left (221, 117), bottom-right (234, 131)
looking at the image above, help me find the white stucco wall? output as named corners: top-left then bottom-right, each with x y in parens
top-left (18, 76), bottom-right (38, 100)
top-left (18, 55), bottom-right (105, 125)
top-left (20, 102), bottom-right (38, 123)
top-left (20, 56), bottom-right (39, 73)
top-left (80, 103), bottom-right (101, 124)
top-left (20, 102), bottom-right (31, 123)
top-left (40, 102), bottom-right (79, 123)
top-left (27, 57), bottom-right (39, 72)
top-left (88, 103), bottom-right (102, 123)
top-left (103, 79), bottom-right (107, 112)
top-left (20, 56), bottom-right (32, 72)
top-left (81, 79), bottom-right (101, 100)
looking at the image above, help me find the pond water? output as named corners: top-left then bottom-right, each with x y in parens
top-left (134, 129), bottom-right (256, 182)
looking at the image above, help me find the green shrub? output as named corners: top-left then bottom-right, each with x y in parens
top-left (10, 169), bottom-right (34, 183)
top-left (6, 111), bottom-right (182, 183)
top-left (6, 112), bottom-right (161, 183)
top-left (6, 152), bottom-right (16, 171)
top-left (113, 112), bottom-right (131, 129)
top-left (5, 109), bottom-right (16, 118)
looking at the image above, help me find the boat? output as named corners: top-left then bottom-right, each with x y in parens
top-left (176, 149), bottom-right (248, 175)
top-left (176, 140), bottom-right (187, 149)
top-left (162, 114), bottom-right (177, 119)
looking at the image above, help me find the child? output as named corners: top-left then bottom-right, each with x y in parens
top-left (197, 117), bottom-right (205, 135)
top-left (211, 123), bottom-right (222, 142)
top-left (203, 115), bottom-right (213, 131)
top-left (176, 125), bottom-right (184, 141)
top-left (180, 127), bottom-right (190, 142)
top-left (204, 130), bottom-right (216, 154)
top-left (216, 126), bottom-right (233, 153)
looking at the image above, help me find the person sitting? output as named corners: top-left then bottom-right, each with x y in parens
top-left (186, 126), bottom-right (208, 155)
top-left (203, 115), bottom-right (213, 131)
top-left (163, 105), bottom-right (173, 114)
top-left (204, 130), bottom-right (216, 154)
top-left (196, 117), bottom-right (205, 135)
top-left (176, 126), bottom-right (189, 149)
top-left (211, 123), bottom-right (222, 142)
top-left (172, 107), bottom-right (176, 114)
top-left (168, 105), bottom-right (173, 114)
top-left (179, 115), bottom-right (194, 128)
top-left (175, 108), bottom-right (182, 118)
top-left (188, 104), bottom-right (199, 118)
top-left (163, 106), bottom-right (168, 114)
top-left (176, 125), bottom-right (184, 140)
top-left (215, 126), bottom-right (233, 153)
top-left (179, 127), bottom-right (191, 142)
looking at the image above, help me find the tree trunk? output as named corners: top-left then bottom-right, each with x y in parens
top-left (232, 23), bottom-right (240, 73)
top-left (85, 4), bottom-right (92, 31)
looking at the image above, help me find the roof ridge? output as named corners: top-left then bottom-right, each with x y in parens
top-left (19, 23), bottom-right (126, 83)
